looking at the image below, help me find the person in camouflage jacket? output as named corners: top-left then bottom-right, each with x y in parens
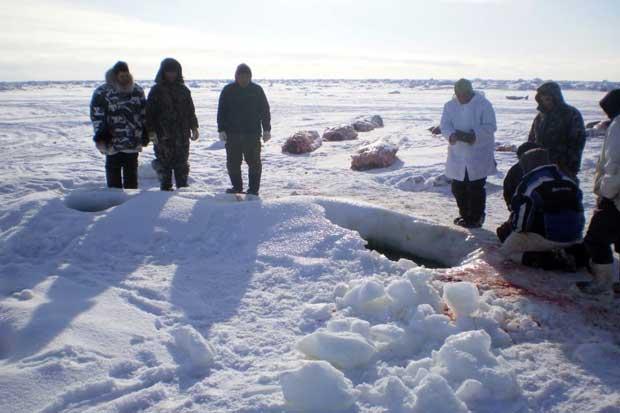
top-left (528, 81), bottom-right (586, 178)
top-left (146, 58), bottom-right (199, 190)
top-left (90, 61), bottom-right (147, 189)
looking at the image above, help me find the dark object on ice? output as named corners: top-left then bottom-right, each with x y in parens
top-left (352, 115), bottom-right (384, 132)
top-left (351, 140), bottom-right (398, 171)
top-left (322, 125), bottom-right (358, 141)
top-left (506, 95), bottom-right (529, 100)
top-left (522, 250), bottom-right (577, 272)
top-left (428, 125), bottom-right (442, 135)
top-left (528, 81), bottom-right (586, 177)
top-left (495, 143), bottom-right (517, 152)
top-left (282, 130), bottom-right (322, 154)
top-left (365, 238), bottom-right (447, 268)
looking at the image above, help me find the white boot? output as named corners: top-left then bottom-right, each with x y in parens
top-left (578, 262), bottom-right (614, 295)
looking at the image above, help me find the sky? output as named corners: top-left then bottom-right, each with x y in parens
top-left (0, 0), bottom-right (618, 81)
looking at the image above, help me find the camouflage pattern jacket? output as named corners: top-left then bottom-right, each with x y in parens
top-left (90, 70), bottom-right (146, 154)
top-left (528, 81), bottom-right (586, 177)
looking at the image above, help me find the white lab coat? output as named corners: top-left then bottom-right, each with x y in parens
top-left (440, 92), bottom-right (497, 181)
top-left (594, 115), bottom-right (620, 211)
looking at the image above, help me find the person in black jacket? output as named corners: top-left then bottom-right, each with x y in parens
top-left (146, 58), bottom-right (199, 190)
top-left (90, 61), bottom-right (147, 189)
top-left (528, 81), bottom-right (586, 179)
top-left (217, 63), bottom-right (271, 196)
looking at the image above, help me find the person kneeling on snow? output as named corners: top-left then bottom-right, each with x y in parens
top-left (500, 148), bottom-right (585, 271)
top-left (146, 58), bottom-right (199, 191)
top-left (579, 89), bottom-right (620, 295)
top-left (440, 79), bottom-right (497, 228)
top-left (90, 61), bottom-right (147, 189)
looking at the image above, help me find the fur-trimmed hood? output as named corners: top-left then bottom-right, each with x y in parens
top-left (155, 58), bottom-right (184, 85)
top-left (535, 81), bottom-right (566, 113)
top-left (105, 68), bottom-right (135, 94)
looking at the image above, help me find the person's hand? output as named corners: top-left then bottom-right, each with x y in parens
top-left (462, 132), bottom-right (476, 144)
top-left (190, 128), bottom-right (199, 141)
top-left (449, 133), bottom-right (458, 145)
top-left (262, 131), bottom-right (271, 142)
top-left (219, 131), bottom-right (227, 142)
top-left (149, 132), bottom-right (158, 145)
top-left (95, 141), bottom-right (108, 155)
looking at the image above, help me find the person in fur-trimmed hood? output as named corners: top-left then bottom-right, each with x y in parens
top-left (528, 81), bottom-right (586, 179)
top-left (90, 61), bottom-right (147, 189)
top-left (580, 89), bottom-right (620, 295)
top-left (146, 58), bottom-right (199, 191)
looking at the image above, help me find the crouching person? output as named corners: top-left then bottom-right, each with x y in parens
top-left (90, 61), bottom-right (147, 189)
top-left (146, 58), bottom-right (199, 191)
top-left (580, 89), bottom-right (620, 295)
top-left (500, 148), bottom-right (585, 271)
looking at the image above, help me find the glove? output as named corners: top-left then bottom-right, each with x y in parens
top-left (449, 133), bottom-right (458, 145)
top-left (455, 130), bottom-right (476, 144)
top-left (219, 131), bottom-right (227, 142)
top-left (149, 132), bottom-right (158, 145)
top-left (262, 131), bottom-right (271, 142)
top-left (190, 128), bottom-right (199, 141)
top-left (95, 141), bottom-right (108, 155)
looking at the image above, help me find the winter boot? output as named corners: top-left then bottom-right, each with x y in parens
top-left (226, 187), bottom-right (244, 194)
top-left (577, 262), bottom-right (614, 295)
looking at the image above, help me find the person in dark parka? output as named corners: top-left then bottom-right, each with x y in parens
top-left (528, 81), bottom-right (586, 178)
top-left (217, 63), bottom-right (271, 196)
top-left (146, 58), bottom-right (199, 190)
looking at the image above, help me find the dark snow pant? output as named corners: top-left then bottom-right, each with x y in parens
top-left (451, 171), bottom-right (486, 222)
top-left (106, 152), bottom-right (138, 189)
top-left (225, 133), bottom-right (262, 193)
top-left (154, 140), bottom-right (190, 190)
top-left (584, 198), bottom-right (620, 265)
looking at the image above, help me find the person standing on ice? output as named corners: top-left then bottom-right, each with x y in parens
top-left (500, 148), bottom-right (584, 271)
top-left (146, 58), bottom-right (199, 191)
top-left (90, 61), bottom-right (147, 189)
top-left (217, 63), bottom-right (271, 196)
top-left (579, 89), bottom-right (620, 295)
top-left (528, 81), bottom-right (586, 179)
top-left (440, 78), bottom-right (497, 228)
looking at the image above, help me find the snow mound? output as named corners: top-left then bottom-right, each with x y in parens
top-left (280, 361), bottom-right (357, 412)
top-left (443, 282), bottom-right (480, 318)
top-left (282, 130), bottom-right (322, 154)
top-left (351, 139), bottom-right (399, 171)
top-left (296, 331), bottom-right (375, 369)
top-left (410, 373), bottom-right (470, 413)
top-left (169, 326), bottom-right (215, 375)
top-left (322, 125), bottom-right (358, 141)
top-left (63, 188), bottom-right (131, 212)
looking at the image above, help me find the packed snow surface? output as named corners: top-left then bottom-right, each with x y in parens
top-left (1, 79), bottom-right (619, 412)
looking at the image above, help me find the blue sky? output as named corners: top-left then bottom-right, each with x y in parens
top-left (0, 0), bottom-right (618, 81)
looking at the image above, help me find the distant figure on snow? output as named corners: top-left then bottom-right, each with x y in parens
top-left (579, 89), bottom-right (620, 295)
top-left (217, 63), bottom-right (271, 196)
top-left (90, 61), bottom-right (147, 189)
top-left (528, 81), bottom-right (586, 179)
top-left (440, 78), bottom-right (497, 228)
top-left (500, 148), bottom-right (585, 271)
top-left (146, 58), bottom-right (199, 191)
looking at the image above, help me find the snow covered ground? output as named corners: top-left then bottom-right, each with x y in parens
top-left (1, 79), bottom-right (619, 412)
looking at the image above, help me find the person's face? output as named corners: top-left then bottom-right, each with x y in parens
top-left (236, 72), bottom-right (251, 88)
top-left (116, 71), bottom-right (131, 86)
top-left (455, 90), bottom-right (473, 104)
top-left (165, 71), bottom-right (178, 83)
top-left (539, 94), bottom-right (554, 111)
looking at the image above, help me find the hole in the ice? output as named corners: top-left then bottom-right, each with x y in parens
top-left (63, 189), bottom-right (130, 212)
top-left (364, 238), bottom-right (448, 268)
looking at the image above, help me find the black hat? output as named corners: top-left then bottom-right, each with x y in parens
top-left (600, 89), bottom-right (620, 120)
top-left (519, 148), bottom-right (551, 174)
top-left (516, 141), bottom-right (542, 159)
top-left (112, 61), bottom-right (129, 74)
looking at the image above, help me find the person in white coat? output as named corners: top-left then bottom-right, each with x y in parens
top-left (579, 89), bottom-right (620, 295)
top-left (441, 79), bottom-right (497, 228)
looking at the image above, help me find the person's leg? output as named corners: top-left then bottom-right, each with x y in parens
top-left (155, 142), bottom-right (174, 191)
top-left (451, 175), bottom-right (468, 223)
top-left (105, 154), bottom-right (123, 188)
top-left (467, 177), bottom-right (487, 224)
top-left (243, 136), bottom-right (262, 195)
top-left (500, 232), bottom-right (570, 267)
top-left (122, 153), bottom-right (139, 189)
top-left (582, 199), bottom-right (620, 293)
top-left (174, 141), bottom-right (190, 188)
top-left (225, 133), bottom-right (244, 192)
